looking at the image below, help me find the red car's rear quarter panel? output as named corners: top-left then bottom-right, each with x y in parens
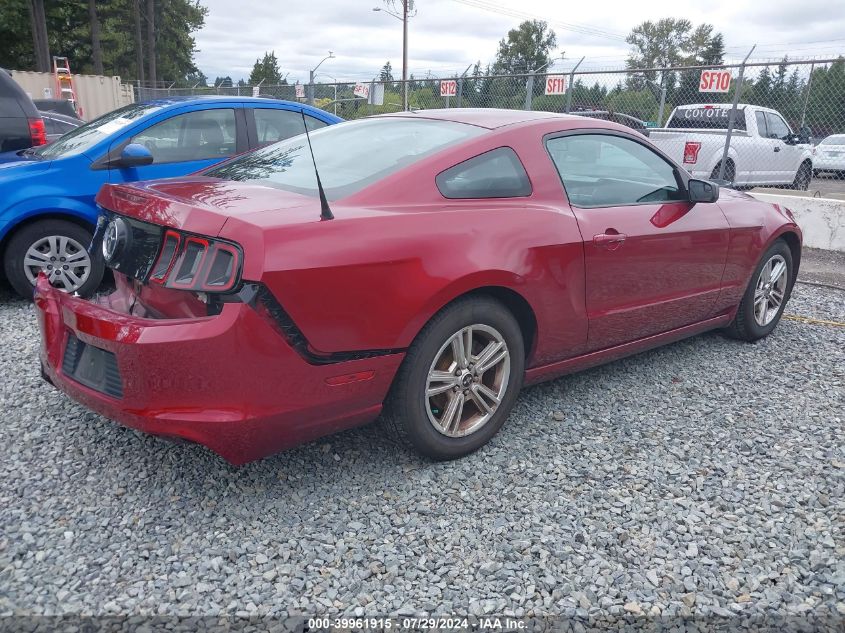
top-left (247, 204), bottom-right (587, 366)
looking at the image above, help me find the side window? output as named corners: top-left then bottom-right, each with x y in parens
top-left (253, 109), bottom-right (326, 147)
top-left (755, 111), bottom-right (769, 138)
top-left (547, 134), bottom-right (684, 208)
top-left (42, 117), bottom-right (58, 135)
top-left (765, 112), bottom-right (791, 140)
top-left (436, 147), bottom-right (531, 199)
top-left (131, 109), bottom-right (237, 163)
top-left (57, 120), bottom-right (77, 134)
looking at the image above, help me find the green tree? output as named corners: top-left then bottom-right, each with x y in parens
top-left (379, 61), bottom-right (394, 82)
top-left (248, 51), bottom-right (284, 85)
top-left (804, 57), bottom-right (845, 136)
top-left (214, 76), bottom-right (233, 88)
top-left (607, 89), bottom-right (658, 121)
top-left (185, 70), bottom-right (207, 87)
top-left (493, 20), bottom-right (557, 75)
top-left (0, 0), bottom-right (205, 83)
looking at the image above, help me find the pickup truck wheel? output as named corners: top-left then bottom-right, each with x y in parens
top-left (383, 296), bottom-right (525, 460)
top-left (710, 160), bottom-right (735, 183)
top-left (3, 219), bottom-right (103, 299)
top-left (725, 240), bottom-right (793, 342)
top-left (791, 162), bottom-right (812, 191)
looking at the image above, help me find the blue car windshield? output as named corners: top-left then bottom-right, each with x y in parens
top-left (36, 102), bottom-right (164, 159)
top-left (205, 117), bottom-right (484, 200)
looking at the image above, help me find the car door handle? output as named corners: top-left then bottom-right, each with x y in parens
top-left (593, 232), bottom-right (627, 250)
top-left (774, 146), bottom-right (781, 152)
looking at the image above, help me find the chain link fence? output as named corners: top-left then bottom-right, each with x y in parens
top-left (136, 56), bottom-right (845, 192)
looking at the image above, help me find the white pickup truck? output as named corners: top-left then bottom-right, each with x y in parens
top-left (647, 104), bottom-right (814, 189)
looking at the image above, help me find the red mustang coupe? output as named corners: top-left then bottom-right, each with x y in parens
top-left (35, 109), bottom-right (801, 465)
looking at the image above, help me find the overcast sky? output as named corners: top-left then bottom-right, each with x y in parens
top-left (193, 0), bottom-right (845, 83)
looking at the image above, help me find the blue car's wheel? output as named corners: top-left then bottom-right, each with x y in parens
top-left (3, 219), bottom-right (104, 299)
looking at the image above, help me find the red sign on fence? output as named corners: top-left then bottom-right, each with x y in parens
top-left (440, 80), bottom-right (457, 97)
top-left (295, 84), bottom-right (305, 99)
top-left (545, 75), bottom-right (567, 95)
top-left (699, 70), bottom-right (732, 93)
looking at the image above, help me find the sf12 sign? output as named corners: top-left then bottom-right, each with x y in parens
top-left (353, 83), bottom-right (370, 99)
top-left (699, 70), bottom-right (732, 93)
top-left (544, 75), bottom-right (566, 95)
top-left (440, 80), bottom-right (457, 97)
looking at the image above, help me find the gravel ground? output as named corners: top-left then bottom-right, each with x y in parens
top-left (0, 282), bottom-right (842, 627)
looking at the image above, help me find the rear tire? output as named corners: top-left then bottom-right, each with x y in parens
top-left (791, 161), bottom-right (812, 191)
top-left (3, 219), bottom-right (103, 299)
top-left (725, 240), bottom-right (794, 342)
top-left (383, 296), bottom-right (525, 460)
top-left (711, 160), bottom-right (735, 184)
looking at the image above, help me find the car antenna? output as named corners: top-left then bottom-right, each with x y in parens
top-left (300, 110), bottom-right (333, 221)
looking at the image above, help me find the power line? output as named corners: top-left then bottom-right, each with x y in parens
top-left (449, 0), bottom-right (629, 42)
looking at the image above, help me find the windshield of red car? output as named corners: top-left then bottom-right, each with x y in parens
top-left (205, 117), bottom-right (485, 200)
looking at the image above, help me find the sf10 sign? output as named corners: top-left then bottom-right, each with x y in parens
top-left (544, 75), bottom-right (567, 95)
top-left (699, 70), bottom-right (732, 93)
top-left (440, 80), bottom-right (457, 97)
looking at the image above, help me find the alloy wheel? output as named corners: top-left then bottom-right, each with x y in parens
top-left (23, 235), bottom-right (91, 292)
top-left (425, 324), bottom-right (510, 438)
top-left (753, 253), bottom-right (788, 326)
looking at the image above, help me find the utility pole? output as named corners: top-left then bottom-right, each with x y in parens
top-left (402, 0), bottom-right (409, 111)
top-left (373, 3), bottom-right (413, 111)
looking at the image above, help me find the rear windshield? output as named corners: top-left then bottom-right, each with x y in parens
top-left (36, 102), bottom-right (163, 159)
top-left (820, 135), bottom-right (845, 145)
top-left (206, 117), bottom-right (484, 200)
top-left (667, 106), bottom-right (746, 131)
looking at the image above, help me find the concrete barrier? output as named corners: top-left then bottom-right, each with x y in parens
top-left (750, 192), bottom-right (844, 252)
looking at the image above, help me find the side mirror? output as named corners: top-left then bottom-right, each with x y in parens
top-left (689, 178), bottom-right (719, 204)
top-left (113, 143), bottom-right (153, 168)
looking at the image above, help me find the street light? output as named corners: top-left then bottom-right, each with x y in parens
top-left (308, 51), bottom-right (335, 105)
top-left (314, 72), bottom-right (339, 116)
top-left (372, 2), bottom-right (413, 111)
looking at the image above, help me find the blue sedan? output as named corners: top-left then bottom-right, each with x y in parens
top-left (0, 96), bottom-right (341, 298)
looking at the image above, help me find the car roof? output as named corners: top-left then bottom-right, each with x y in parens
top-left (376, 108), bottom-right (581, 129)
top-left (137, 95), bottom-right (340, 119)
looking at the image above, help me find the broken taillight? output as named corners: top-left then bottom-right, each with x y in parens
top-left (148, 228), bottom-right (242, 293)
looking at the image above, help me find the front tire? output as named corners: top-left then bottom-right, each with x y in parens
top-left (3, 219), bottom-right (103, 299)
top-left (384, 296), bottom-right (525, 460)
top-left (725, 240), bottom-right (794, 342)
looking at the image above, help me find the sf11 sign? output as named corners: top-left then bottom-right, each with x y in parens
top-left (544, 75), bottom-right (566, 95)
top-left (440, 80), bottom-right (457, 97)
top-left (353, 83), bottom-right (370, 99)
top-left (699, 70), bottom-right (732, 93)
